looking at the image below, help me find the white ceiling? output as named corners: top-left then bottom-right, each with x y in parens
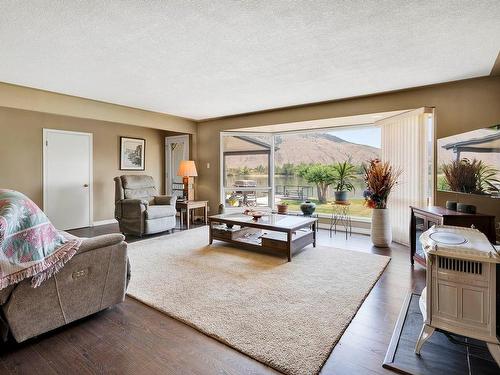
top-left (0, 1), bottom-right (499, 120)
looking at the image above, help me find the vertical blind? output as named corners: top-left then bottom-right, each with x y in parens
top-left (378, 108), bottom-right (433, 245)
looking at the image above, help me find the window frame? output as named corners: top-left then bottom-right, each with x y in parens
top-left (220, 132), bottom-right (275, 212)
top-left (220, 125), bottom-right (385, 218)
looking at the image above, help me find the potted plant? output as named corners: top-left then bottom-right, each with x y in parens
top-left (277, 201), bottom-right (289, 214)
top-left (442, 158), bottom-right (480, 194)
top-left (477, 162), bottom-right (500, 194)
top-left (363, 159), bottom-right (401, 247)
top-left (332, 161), bottom-right (356, 202)
top-left (442, 158), bottom-right (500, 194)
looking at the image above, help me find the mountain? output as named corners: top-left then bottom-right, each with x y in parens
top-left (225, 133), bottom-right (380, 169)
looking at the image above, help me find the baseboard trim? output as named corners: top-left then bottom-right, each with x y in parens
top-left (93, 219), bottom-right (118, 227)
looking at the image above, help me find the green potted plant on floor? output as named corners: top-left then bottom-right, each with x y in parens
top-left (333, 161), bottom-right (357, 202)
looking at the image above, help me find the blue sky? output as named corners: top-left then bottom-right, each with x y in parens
top-left (329, 126), bottom-right (381, 148)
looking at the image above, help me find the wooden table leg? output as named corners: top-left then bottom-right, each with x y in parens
top-left (208, 219), bottom-right (213, 244)
top-left (186, 207), bottom-right (190, 230)
top-left (204, 203), bottom-right (208, 225)
top-left (180, 209), bottom-right (184, 229)
top-left (287, 231), bottom-right (292, 262)
top-left (313, 222), bottom-right (316, 247)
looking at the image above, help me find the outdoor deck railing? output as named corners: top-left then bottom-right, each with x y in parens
top-left (275, 185), bottom-right (314, 200)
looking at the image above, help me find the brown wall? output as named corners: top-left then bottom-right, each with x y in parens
top-left (196, 76), bottom-right (500, 233)
top-left (0, 106), bottom-right (179, 221)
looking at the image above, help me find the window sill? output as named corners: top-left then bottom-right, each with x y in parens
top-left (220, 208), bottom-right (372, 224)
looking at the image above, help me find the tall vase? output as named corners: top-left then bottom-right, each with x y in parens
top-left (371, 208), bottom-right (392, 247)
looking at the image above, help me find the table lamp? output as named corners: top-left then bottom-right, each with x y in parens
top-left (177, 160), bottom-right (198, 201)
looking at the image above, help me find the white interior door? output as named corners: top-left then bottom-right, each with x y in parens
top-left (166, 135), bottom-right (189, 197)
top-left (43, 129), bottom-right (93, 230)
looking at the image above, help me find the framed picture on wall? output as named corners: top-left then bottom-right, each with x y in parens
top-left (120, 137), bottom-right (146, 170)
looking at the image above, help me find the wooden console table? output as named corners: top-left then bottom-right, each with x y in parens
top-left (176, 200), bottom-right (208, 229)
top-left (409, 206), bottom-right (496, 266)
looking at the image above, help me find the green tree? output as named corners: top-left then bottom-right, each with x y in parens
top-left (296, 163), bottom-right (311, 177)
top-left (355, 163), bottom-right (366, 175)
top-left (437, 175), bottom-right (449, 191)
top-left (281, 163), bottom-right (296, 176)
top-left (239, 166), bottom-right (251, 175)
top-left (254, 164), bottom-right (266, 174)
top-left (297, 164), bottom-right (336, 203)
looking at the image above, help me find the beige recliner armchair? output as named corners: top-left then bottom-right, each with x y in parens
top-left (114, 175), bottom-right (177, 236)
top-left (0, 231), bottom-right (129, 343)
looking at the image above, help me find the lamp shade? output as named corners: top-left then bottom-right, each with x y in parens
top-left (177, 160), bottom-right (198, 177)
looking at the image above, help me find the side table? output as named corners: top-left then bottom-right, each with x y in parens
top-left (176, 200), bottom-right (208, 229)
top-left (329, 201), bottom-right (352, 239)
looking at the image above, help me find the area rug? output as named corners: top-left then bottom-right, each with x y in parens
top-left (126, 227), bottom-right (390, 375)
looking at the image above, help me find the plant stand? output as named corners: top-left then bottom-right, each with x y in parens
top-left (329, 201), bottom-right (352, 240)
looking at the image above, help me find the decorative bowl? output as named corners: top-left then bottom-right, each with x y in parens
top-left (251, 212), bottom-right (263, 220)
top-left (300, 200), bottom-right (316, 215)
top-left (244, 210), bottom-right (264, 220)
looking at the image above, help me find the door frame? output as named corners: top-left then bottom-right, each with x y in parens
top-left (165, 134), bottom-right (190, 195)
top-left (42, 128), bottom-right (94, 228)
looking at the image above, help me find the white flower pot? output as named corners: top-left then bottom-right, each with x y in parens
top-left (371, 208), bottom-right (392, 247)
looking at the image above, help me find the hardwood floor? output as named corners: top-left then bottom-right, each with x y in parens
top-left (0, 222), bottom-right (426, 374)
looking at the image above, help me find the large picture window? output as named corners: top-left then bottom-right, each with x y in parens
top-left (220, 109), bottom-right (434, 232)
top-left (273, 128), bottom-right (380, 218)
top-left (220, 127), bottom-right (381, 219)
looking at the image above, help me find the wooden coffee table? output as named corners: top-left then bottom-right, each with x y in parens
top-left (208, 213), bottom-right (317, 262)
